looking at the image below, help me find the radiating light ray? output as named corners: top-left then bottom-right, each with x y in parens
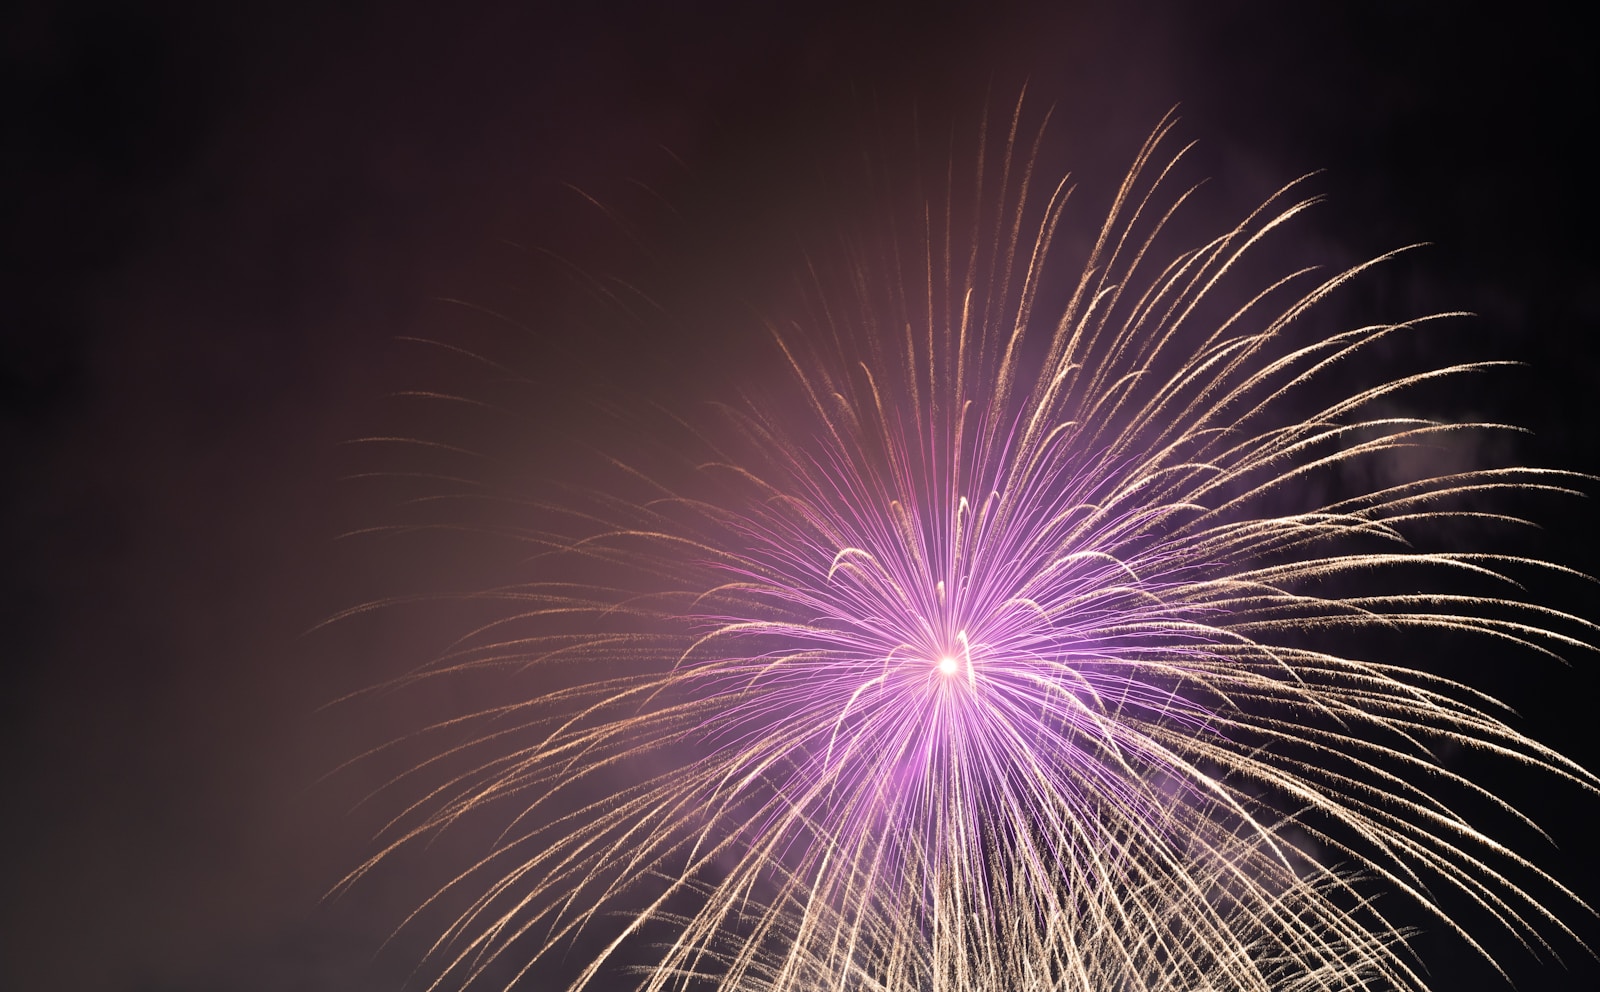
top-left (643, 830), bottom-right (1428, 992)
top-left (340, 101), bottom-right (1597, 991)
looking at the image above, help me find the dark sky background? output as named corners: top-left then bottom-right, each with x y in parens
top-left (4, 2), bottom-right (1597, 990)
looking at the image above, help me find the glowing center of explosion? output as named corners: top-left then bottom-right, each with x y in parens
top-left (936, 655), bottom-right (960, 677)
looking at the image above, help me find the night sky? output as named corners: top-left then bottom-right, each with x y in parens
top-left (5, 2), bottom-right (1598, 990)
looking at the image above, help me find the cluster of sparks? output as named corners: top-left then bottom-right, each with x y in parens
top-left (344, 106), bottom-right (1595, 991)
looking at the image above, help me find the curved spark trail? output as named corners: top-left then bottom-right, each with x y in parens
top-left (342, 106), bottom-right (1596, 991)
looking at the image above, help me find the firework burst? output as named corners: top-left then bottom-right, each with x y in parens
top-left (342, 103), bottom-right (1596, 991)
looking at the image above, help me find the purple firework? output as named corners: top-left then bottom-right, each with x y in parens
top-left (343, 105), bottom-right (1596, 992)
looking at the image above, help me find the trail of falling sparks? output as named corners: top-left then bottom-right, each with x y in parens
top-left (339, 104), bottom-right (1596, 992)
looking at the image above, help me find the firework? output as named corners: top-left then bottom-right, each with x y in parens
top-left (343, 103), bottom-right (1595, 991)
